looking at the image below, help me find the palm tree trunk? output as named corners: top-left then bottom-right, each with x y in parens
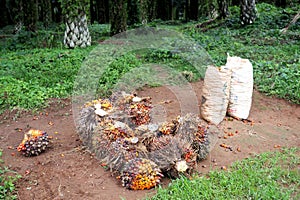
top-left (110, 0), bottom-right (127, 36)
top-left (23, 0), bottom-right (38, 31)
top-left (217, 0), bottom-right (229, 19)
top-left (64, 12), bottom-right (91, 48)
top-left (41, 0), bottom-right (52, 28)
top-left (240, 0), bottom-right (257, 25)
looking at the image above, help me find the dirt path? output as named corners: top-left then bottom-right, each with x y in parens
top-left (0, 81), bottom-right (299, 200)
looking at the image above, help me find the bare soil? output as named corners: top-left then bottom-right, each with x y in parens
top-left (0, 81), bottom-right (299, 200)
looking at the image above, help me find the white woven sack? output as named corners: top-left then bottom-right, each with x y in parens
top-left (200, 65), bottom-right (231, 125)
top-left (226, 56), bottom-right (253, 119)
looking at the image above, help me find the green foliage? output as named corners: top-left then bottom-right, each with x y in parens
top-left (0, 3), bottom-right (299, 114)
top-left (97, 53), bottom-right (143, 96)
top-left (0, 23), bottom-right (109, 51)
top-left (141, 49), bottom-right (202, 80)
top-left (0, 48), bottom-right (92, 113)
top-left (147, 148), bottom-right (300, 200)
top-left (181, 3), bottom-right (300, 103)
top-left (1, 29), bottom-right (63, 51)
top-left (88, 24), bottom-right (110, 41)
top-left (59, 0), bottom-right (90, 20)
top-left (0, 151), bottom-right (21, 200)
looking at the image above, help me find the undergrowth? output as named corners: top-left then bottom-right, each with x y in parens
top-left (0, 47), bottom-right (92, 113)
top-left (0, 151), bottom-right (21, 200)
top-left (181, 3), bottom-right (300, 103)
top-left (0, 3), bottom-right (299, 114)
top-left (147, 147), bottom-right (300, 200)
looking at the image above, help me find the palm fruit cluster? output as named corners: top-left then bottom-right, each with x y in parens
top-left (177, 113), bottom-right (210, 161)
top-left (120, 158), bottom-right (163, 190)
top-left (110, 92), bottom-right (152, 127)
top-left (90, 119), bottom-right (135, 162)
top-left (17, 129), bottom-right (49, 157)
top-left (129, 97), bottom-right (152, 126)
top-left (77, 98), bottom-right (113, 146)
top-left (101, 119), bottom-right (133, 142)
top-left (77, 92), bottom-right (218, 190)
top-left (148, 135), bottom-right (197, 177)
top-left (158, 118), bottom-right (179, 136)
top-left (102, 137), bottom-right (147, 172)
top-left (193, 124), bottom-right (210, 160)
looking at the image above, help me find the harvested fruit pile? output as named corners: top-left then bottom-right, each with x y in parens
top-left (120, 158), bottom-right (163, 190)
top-left (17, 129), bottom-right (50, 156)
top-left (77, 92), bottom-right (218, 190)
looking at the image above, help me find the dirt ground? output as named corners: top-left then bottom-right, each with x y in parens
top-left (0, 80), bottom-right (299, 200)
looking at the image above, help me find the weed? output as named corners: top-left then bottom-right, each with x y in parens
top-left (0, 47), bottom-right (92, 114)
top-left (1, 3), bottom-right (299, 114)
top-left (180, 3), bottom-right (300, 103)
top-left (0, 151), bottom-right (21, 200)
top-left (146, 148), bottom-right (300, 200)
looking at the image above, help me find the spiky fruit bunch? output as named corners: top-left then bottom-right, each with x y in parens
top-left (93, 119), bottom-right (134, 142)
top-left (193, 124), bottom-right (210, 160)
top-left (77, 106), bottom-right (99, 146)
top-left (110, 92), bottom-right (135, 108)
top-left (101, 137), bottom-right (148, 172)
top-left (129, 97), bottom-right (152, 126)
top-left (111, 93), bottom-right (152, 126)
top-left (148, 136), bottom-right (197, 176)
top-left (77, 99), bottom-right (113, 145)
top-left (89, 120), bottom-right (135, 162)
top-left (103, 121), bottom-right (133, 142)
top-left (177, 114), bottom-right (210, 161)
top-left (147, 135), bottom-right (173, 152)
top-left (17, 129), bottom-right (49, 156)
top-left (120, 158), bottom-right (163, 190)
top-left (158, 118), bottom-right (179, 136)
top-left (83, 99), bottom-right (112, 111)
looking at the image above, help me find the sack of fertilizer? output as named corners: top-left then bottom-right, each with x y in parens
top-left (200, 65), bottom-right (231, 125)
top-left (226, 55), bottom-right (253, 119)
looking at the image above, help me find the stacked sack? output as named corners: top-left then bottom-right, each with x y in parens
top-left (201, 55), bottom-right (253, 124)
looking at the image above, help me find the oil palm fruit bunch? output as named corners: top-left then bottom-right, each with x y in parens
top-left (77, 99), bottom-right (113, 146)
top-left (147, 134), bottom-right (173, 152)
top-left (110, 92), bottom-right (152, 127)
top-left (177, 114), bottom-right (210, 161)
top-left (93, 119), bottom-right (134, 142)
top-left (120, 158), bottom-right (163, 190)
top-left (17, 129), bottom-right (49, 156)
top-left (193, 124), bottom-right (210, 160)
top-left (158, 117), bottom-right (179, 136)
top-left (148, 136), bottom-right (196, 177)
top-left (89, 119), bottom-right (134, 162)
top-left (103, 121), bottom-right (134, 142)
top-left (102, 137), bottom-right (147, 172)
top-left (129, 96), bottom-right (152, 126)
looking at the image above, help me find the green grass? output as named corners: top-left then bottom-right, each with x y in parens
top-left (0, 47), bottom-right (92, 113)
top-left (0, 151), bottom-right (21, 200)
top-left (180, 3), bottom-right (300, 103)
top-left (0, 3), bottom-right (299, 114)
top-left (147, 147), bottom-right (300, 200)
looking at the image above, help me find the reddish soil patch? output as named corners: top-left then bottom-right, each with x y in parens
top-left (0, 81), bottom-right (299, 200)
